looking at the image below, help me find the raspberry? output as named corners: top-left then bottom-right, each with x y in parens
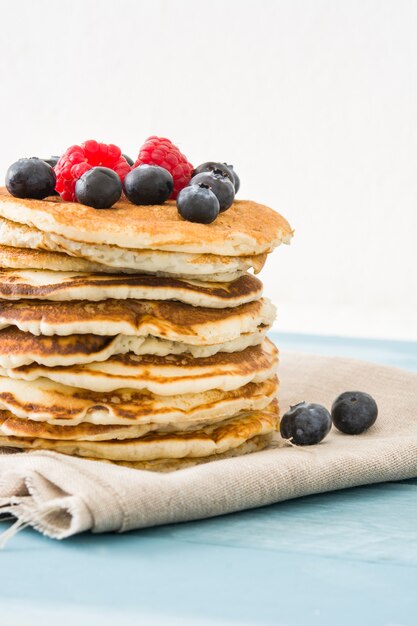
top-left (133, 136), bottom-right (193, 198)
top-left (55, 140), bottom-right (131, 201)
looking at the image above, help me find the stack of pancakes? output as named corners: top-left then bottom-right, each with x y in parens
top-left (0, 188), bottom-right (293, 471)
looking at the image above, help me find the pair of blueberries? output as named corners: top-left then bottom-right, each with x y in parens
top-left (280, 391), bottom-right (378, 445)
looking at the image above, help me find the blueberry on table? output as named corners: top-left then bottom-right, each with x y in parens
top-left (6, 157), bottom-right (56, 199)
top-left (280, 402), bottom-right (332, 445)
top-left (191, 170), bottom-right (235, 212)
top-left (177, 183), bottom-right (220, 224)
top-left (124, 165), bottom-right (174, 205)
top-left (75, 167), bottom-right (122, 209)
top-left (192, 161), bottom-right (235, 185)
top-left (331, 391), bottom-right (378, 434)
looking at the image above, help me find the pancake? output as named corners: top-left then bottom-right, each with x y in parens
top-left (0, 409), bottom-right (160, 441)
top-left (0, 400), bottom-right (279, 461)
top-left (0, 188), bottom-right (293, 255)
top-left (5, 434), bottom-right (272, 472)
top-left (0, 400), bottom-right (276, 441)
top-left (0, 243), bottom-right (130, 274)
top-left (0, 296), bottom-right (273, 340)
top-left (0, 376), bottom-right (278, 426)
top-left (99, 434), bottom-right (272, 472)
top-left (0, 270), bottom-right (262, 307)
top-left (0, 326), bottom-right (269, 368)
top-left (0, 219), bottom-right (266, 278)
top-left (0, 339), bottom-right (278, 394)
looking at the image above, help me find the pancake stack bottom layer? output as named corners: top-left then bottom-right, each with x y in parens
top-left (0, 190), bottom-right (293, 471)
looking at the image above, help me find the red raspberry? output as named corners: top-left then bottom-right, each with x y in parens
top-left (133, 136), bottom-right (193, 198)
top-left (55, 140), bottom-right (131, 201)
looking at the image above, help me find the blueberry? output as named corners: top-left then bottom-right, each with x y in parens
top-left (331, 391), bottom-right (378, 434)
top-left (40, 157), bottom-right (60, 194)
top-left (192, 161), bottom-right (234, 185)
top-left (177, 183), bottom-right (219, 224)
top-left (280, 402), bottom-right (332, 445)
top-left (6, 157), bottom-right (56, 199)
top-left (43, 156), bottom-right (60, 168)
top-left (124, 165), bottom-right (173, 205)
top-left (75, 167), bottom-right (122, 209)
top-left (224, 163), bottom-right (240, 193)
top-left (123, 154), bottom-right (134, 166)
top-left (191, 170), bottom-right (235, 212)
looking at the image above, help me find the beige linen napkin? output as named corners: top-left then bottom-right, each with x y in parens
top-left (0, 350), bottom-right (416, 542)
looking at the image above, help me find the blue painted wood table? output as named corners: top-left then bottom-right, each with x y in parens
top-left (1, 333), bottom-right (416, 626)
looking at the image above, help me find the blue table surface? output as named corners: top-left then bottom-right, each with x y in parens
top-left (1, 332), bottom-right (416, 626)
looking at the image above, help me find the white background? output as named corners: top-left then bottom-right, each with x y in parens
top-left (0, 0), bottom-right (416, 340)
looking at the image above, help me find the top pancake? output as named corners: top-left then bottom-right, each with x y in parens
top-left (0, 188), bottom-right (293, 256)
